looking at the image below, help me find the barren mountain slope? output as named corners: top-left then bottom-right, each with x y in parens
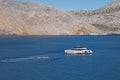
top-left (0, 0), bottom-right (100, 35)
top-left (69, 0), bottom-right (120, 34)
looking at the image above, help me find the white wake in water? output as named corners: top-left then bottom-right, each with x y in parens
top-left (0, 55), bottom-right (49, 63)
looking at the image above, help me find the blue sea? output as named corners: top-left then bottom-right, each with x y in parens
top-left (0, 35), bottom-right (120, 80)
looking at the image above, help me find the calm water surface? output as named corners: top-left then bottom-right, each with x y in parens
top-left (0, 35), bottom-right (120, 80)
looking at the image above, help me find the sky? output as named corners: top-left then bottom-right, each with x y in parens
top-left (27, 0), bottom-right (112, 10)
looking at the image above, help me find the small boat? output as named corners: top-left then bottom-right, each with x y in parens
top-left (65, 46), bottom-right (93, 54)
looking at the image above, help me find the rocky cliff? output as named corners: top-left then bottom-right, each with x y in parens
top-left (0, 0), bottom-right (100, 35)
top-left (69, 0), bottom-right (120, 34)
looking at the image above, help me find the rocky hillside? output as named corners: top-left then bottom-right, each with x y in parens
top-left (0, 0), bottom-right (100, 35)
top-left (70, 0), bottom-right (120, 34)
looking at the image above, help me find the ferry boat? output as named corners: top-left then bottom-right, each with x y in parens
top-left (65, 46), bottom-right (93, 54)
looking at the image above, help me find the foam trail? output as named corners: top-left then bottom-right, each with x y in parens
top-left (0, 55), bottom-right (49, 63)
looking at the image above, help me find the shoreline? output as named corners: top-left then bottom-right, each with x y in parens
top-left (0, 33), bottom-right (120, 37)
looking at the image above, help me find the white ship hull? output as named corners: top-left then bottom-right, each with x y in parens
top-left (65, 49), bottom-right (92, 54)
